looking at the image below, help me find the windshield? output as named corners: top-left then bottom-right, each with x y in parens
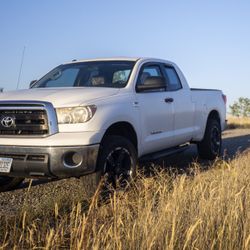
top-left (32, 61), bottom-right (135, 88)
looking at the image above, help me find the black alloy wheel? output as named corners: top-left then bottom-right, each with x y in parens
top-left (197, 118), bottom-right (222, 160)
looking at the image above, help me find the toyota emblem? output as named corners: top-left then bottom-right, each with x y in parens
top-left (1, 116), bottom-right (15, 128)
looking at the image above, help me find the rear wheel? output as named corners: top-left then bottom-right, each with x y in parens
top-left (81, 135), bottom-right (137, 197)
top-left (197, 118), bottom-right (222, 160)
top-left (0, 176), bottom-right (24, 192)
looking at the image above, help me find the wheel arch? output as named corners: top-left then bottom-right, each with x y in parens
top-left (207, 110), bottom-right (221, 125)
top-left (101, 121), bottom-right (138, 152)
top-left (192, 109), bottom-right (221, 143)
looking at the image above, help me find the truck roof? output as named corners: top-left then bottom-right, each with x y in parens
top-left (63, 57), bottom-right (175, 65)
top-left (64, 57), bottom-right (141, 65)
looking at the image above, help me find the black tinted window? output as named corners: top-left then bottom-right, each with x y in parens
top-left (32, 61), bottom-right (135, 88)
top-left (164, 66), bottom-right (182, 91)
top-left (42, 68), bottom-right (80, 88)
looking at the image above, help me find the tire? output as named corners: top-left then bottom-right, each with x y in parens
top-left (99, 135), bottom-right (137, 188)
top-left (81, 135), bottom-right (137, 196)
top-left (0, 176), bottom-right (24, 192)
top-left (197, 118), bottom-right (222, 160)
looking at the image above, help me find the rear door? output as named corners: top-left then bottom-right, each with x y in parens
top-left (135, 63), bottom-right (175, 155)
top-left (162, 64), bottom-right (195, 146)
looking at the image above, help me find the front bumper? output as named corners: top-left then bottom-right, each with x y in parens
top-left (0, 144), bottom-right (99, 178)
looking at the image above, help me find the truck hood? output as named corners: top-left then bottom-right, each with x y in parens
top-left (0, 87), bottom-right (120, 107)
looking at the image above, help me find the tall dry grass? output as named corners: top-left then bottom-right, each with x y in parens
top-left (0, 150), bottom-right (250, 249)
top-left (227, 116), bottom-right (250, 129)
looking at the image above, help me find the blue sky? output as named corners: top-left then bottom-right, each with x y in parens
top-left (0, 0), bottom-right (249, 105)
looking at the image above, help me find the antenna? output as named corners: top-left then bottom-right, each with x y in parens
top-left (16, 46), bottom-right (26, 89)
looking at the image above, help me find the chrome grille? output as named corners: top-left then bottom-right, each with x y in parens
top-left (0, 101), bottom-right (58, 137)
top-left (0, 109), bottom-right (49, 135)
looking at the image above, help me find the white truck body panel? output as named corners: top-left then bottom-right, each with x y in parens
top-left (0, 57), bottom-right (226, 178)
top-left (0, 87), bottom-right (120, 108)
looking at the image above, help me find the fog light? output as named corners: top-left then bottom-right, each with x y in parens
top-left (63, 152), bottom-right (82, 168)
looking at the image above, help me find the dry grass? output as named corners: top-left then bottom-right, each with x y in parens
top-left (0, 151), bottom-right (250, 249)
top-left (227, 116), bottom-right (250, 129)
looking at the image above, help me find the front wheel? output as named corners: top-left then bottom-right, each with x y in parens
top-left (0, 176), bottom-right (24, 192)
top-left (197, 118), bottom-right (222, 160)
top-left (99, 135), bottom-right (137, 189)
top-left (81, 135), bottom-right (137, 197)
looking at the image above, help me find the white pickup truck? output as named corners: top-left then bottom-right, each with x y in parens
top-left (0, 57), bottom-right (226, 191)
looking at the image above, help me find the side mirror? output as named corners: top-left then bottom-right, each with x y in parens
top-left (136, 76), bottom-right (166, 92)
top-left (29, 80), bottom-right (37, 88)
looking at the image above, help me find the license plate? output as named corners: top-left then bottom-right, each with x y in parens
top-left (0, 158), bottom-right (13, 173)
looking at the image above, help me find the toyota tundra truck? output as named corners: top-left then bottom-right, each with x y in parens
top-left (0, 57), bottom-right (226, 191)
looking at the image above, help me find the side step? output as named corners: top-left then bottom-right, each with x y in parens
top-left (139, 144), bottom-right (190, 162)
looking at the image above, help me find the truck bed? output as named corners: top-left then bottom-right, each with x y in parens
top-left (190, 88), bottom-right (221, 92)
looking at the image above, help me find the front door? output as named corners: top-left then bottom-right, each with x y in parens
top-left (135, 63), bottom-right (175, 155)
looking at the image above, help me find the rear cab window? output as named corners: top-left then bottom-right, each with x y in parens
top-left (164, 66), bottom-right (182, 91)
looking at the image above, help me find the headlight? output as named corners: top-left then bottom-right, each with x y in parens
top-left (56, 105), bottom-right (97, 124)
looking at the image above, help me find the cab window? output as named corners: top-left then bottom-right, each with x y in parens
top-left (164, 66), bottom-right (182, 91)
top-left (137, 65), bottom-right (163, 85)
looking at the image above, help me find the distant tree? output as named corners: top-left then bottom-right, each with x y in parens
top-left (230, 97), bottom-right (250, 117)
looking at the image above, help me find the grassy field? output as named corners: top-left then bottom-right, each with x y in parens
top-left (0, 149), bottom-right (249, 249)
top-left (227, 116), bottom-right (250, 129)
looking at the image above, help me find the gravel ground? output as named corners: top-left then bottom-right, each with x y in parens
top-left (0, 129), bottom-right (249, 216)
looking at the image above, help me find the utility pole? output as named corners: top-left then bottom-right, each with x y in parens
top-left (16, 46), bottom-right (26, 89)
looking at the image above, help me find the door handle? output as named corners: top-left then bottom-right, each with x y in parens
top-left (164, 98), bottom-right (174, 103)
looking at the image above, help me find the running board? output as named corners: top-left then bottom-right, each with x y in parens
top-left (139, 144), bottom-right (190, 162)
